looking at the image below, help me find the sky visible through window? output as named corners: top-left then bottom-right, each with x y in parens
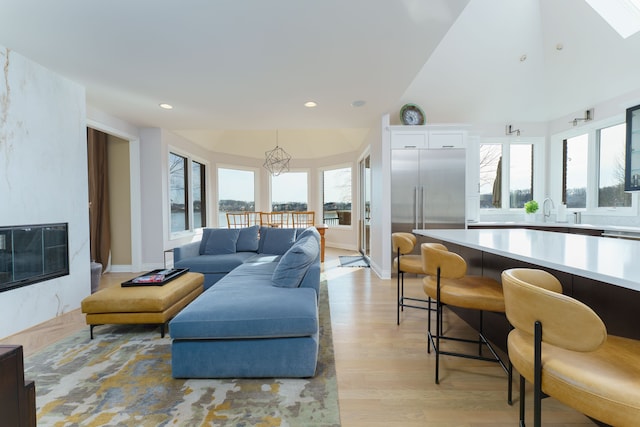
top-left (272, 172), bottom-right (308, 205)
top-left (218, 168), bottom-right (254, 202)
top-left (599, 123), bottom-right (625, 187)
top-left (566, 133), bottom-right (589, 189)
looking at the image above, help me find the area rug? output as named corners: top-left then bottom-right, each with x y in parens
top-left (338, 255), bottom-right (369, 268)
top-left (24, 282), bottom-right (340, 427)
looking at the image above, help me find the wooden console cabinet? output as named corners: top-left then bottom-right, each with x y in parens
top-left (0, 345), bottom-right (36, 427)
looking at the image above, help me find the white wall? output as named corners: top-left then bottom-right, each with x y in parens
top-left (367, 115), bottom-right (390, 278)
top-left (0, 47), bottom-right (89, 338)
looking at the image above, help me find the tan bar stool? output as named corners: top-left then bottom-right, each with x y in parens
top-left (502, 268), bottom-right (640, 427)
top-left (392, 233), bottom-right (434, 325)
top-left (421, 242), bottom-right (509, 386)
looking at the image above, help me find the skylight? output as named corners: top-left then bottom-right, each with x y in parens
top-left (585, 0), bottom-right (640, 38)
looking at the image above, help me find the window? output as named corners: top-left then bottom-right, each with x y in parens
top-left (551, 119), bottom-right (633, 215)
top-left (192, 161), bottom-right (206, 228)
top-left (585, 0), bottom-right (640, 39)
top-left (169, 152), bottom-right (208, 234)
top-left (598, 123), bottom-right (631, 207)
top-left (563, 134), bottom-right (588, 208)
top-left (509, 144), bottom-right (533, 208)
top-left (169, 152), bottom-right (189, 233)
top-left (218, 167), bottom-right (255, 227)
top-left (479, 141), bottom-right (536, 210)
top-left (322, 167), bottom-right (352, 226)
top-left (479, 144), bottom-right (502, 208)
top-left (271, 172), bottom-right (308, 212)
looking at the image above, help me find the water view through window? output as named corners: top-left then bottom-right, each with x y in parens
top-left (271, 172), bottom-right (308, 211)
top-left (218, 168), bottom-right (255, 227)
top-left (323, 167), bottom-right (352, 226)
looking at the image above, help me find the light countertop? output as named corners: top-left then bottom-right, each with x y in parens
top-left (469, 221), bottom-right (640, 235)
top-left (414, 228), bottom-right (640, 292)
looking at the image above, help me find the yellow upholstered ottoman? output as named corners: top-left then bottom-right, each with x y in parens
top-left (81, 272), bottom-right (204, 338)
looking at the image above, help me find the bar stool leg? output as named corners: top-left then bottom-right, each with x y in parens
top-left (519, 374), bottom-right (526, 427)
top-left (435, 267), bottom-right (442, 384)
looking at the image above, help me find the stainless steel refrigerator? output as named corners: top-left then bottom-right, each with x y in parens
top-left (391, 147), bottom-right (466, 241)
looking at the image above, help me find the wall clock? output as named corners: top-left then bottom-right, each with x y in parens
top-left (400, 104), bottom-right (425, 126)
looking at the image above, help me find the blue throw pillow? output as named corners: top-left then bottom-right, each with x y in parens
top-left (236, 225), bottom-right (259, 252)
top-left (198, 228), bottom-right (214, 254)
top-left (272, 235), bottom-right (319, 288)
top-left (296, 226), bottom-right (320, 244)
top-left (258, 227), bottom-right (296, 255)
top-left (202, 228), bottom-right (240, 255)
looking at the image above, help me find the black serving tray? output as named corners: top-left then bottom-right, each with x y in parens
top-left (121, 268), bottom-right (189, 287)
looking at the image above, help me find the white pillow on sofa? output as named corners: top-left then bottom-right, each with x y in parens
top-left (271, 235), bottom-right (319, 288)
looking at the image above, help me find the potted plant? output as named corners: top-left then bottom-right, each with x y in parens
top-left (524, 200), bottom-right (538, 222)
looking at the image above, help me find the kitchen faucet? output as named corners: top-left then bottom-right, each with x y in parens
top-left (542, 198), bottom-right (555, 222)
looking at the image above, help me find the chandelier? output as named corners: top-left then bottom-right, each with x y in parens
top-left (263, 131), bottom-right (291, 176)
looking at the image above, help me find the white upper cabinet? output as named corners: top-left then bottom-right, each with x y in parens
top-left (389, 125), bottom-right (467, 150)
top-left (428, 129), bottom-right (465, 149)
top-left (390, 130), bottom-right (428, 149)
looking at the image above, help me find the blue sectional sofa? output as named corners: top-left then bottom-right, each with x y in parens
top-left (169, 225), bottom-right (321, 378)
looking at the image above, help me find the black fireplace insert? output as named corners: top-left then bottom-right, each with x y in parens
top-left (0, 223), bottom-right (69, 292)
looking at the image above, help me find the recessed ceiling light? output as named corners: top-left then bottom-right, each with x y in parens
top-left (519, 54), bottom-right (527, 62)
top-left (159, 103), bottom-right (173, 110)
top-left (351, 100), bottom-right (366, 108)
top-left (556, 43), bottom-right (564, 51)
top-left (304, 101), bottom-right (317, 108)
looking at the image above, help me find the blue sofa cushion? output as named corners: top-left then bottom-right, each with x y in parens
top-left (236, 225), bottom-right (259, 252)
top-left (169, 287), bottom-right (318, 339)
top-left (201, 228), bottom-right (240, 255)
top-left (176, 252), bottom-right (256, 274)
top-left (258, 226), bottom-right (296, 255)
top-left (272, 235), bottom-right (319, 288)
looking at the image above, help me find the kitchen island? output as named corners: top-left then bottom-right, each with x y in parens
top-left (414, 228), bottom-right (640, 348)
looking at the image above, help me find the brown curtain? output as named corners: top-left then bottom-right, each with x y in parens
top-left (87, 128), bottom-right (111, 271)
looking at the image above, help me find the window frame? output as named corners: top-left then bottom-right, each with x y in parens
top-left (216, 164), bottom-right (260, 228)
top-left (596, 122), bottom-right (632, 208)
top-left (168, 152), bottom-right (189, 235)
top-left (168, 148), bottom-right (209, 239)
top-left (320, 164), bottom-right (354, 229)
top-left (269, 169), bottom-right (310, 212)
top-left (550, 115), bottom-right (637, 217)
top-left (561, 133), bottom-right (589, 209)
top-left (478, 137), bottom-right (544, 213)
top-left (192, 160), bottom-right (207, 229)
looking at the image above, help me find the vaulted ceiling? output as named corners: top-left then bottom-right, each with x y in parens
top-left (1, 0), bottom-right (639, 158)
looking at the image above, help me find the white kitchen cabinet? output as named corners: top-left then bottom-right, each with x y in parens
top-left (428, 130), bottom-right (465, 149)
top-left (389, 125), bottom-right (467, 150)
top-left (390, 130), bottom-right (428, 149)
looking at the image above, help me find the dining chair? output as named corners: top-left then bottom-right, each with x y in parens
top-left (226, 212), bottom-right (248, 229)
top-left (291, 211), bottom-right (315, 228)
top-left (246, 211), bottom-right (261, 227)
top-left (260, 211), bottom-right (291, 227)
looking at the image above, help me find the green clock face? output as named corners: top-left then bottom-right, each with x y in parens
top-left (400, 104), bottom-right (425, 125)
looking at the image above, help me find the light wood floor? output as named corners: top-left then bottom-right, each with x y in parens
top-left (1, 248), bottom-right (596, 426)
